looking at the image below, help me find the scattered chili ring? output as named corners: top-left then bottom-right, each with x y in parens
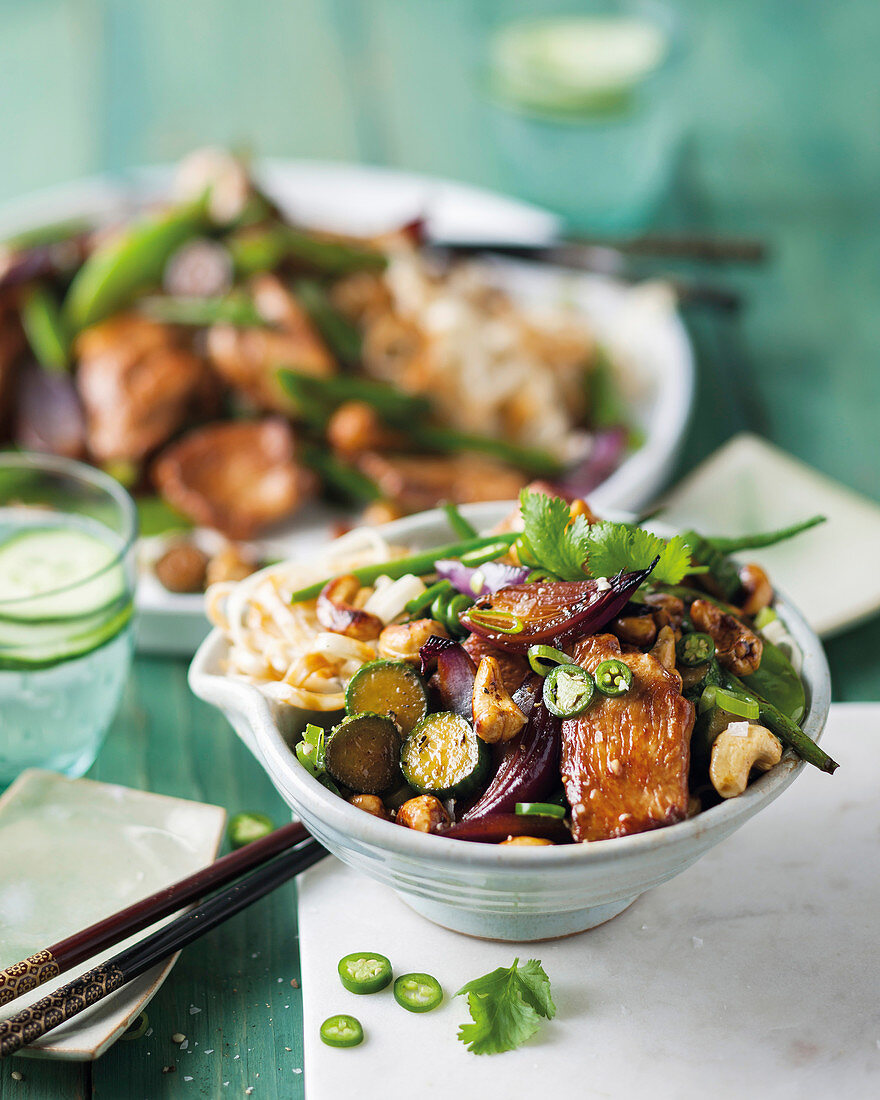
top-left (228, 812), bottom-right (274, 849)
top-left (542, 664), bottom-right (595, 718)
top-left (393, 973), bottom-right (443, 1013)
top-left (320, 1014), bottom-right (364, 1048)
top-left (337, 952), bottom-right (393, 995)
top-left (594, 659), bottom-right (633, 697)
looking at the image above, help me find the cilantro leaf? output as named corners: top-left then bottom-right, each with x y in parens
top-left (517, 490), bottom-right (693, 587)
top-left (456, 958), bottom-right (555, 1055)
top-left (585, 523), bottom-right (692, 585)
top-left (517, 490), bottom-right (592, 581)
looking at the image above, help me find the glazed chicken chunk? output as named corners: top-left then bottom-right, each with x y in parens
top-left (75, 313), bottom-right (212, 462)
top-left (152, 417), bottom-right (314, 539)
top-left (561, 633), bottom-right (695, 842)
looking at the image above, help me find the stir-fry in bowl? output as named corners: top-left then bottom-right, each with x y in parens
top-left (0, 148), bottom-right (638, 561)
top-left (191, 492), bottom-right (833, 939)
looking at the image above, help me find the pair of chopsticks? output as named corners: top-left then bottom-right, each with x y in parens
top-left (0, 821), bottom-right (326, 1058)
top-left (430, 232), bottom-right (769, 313)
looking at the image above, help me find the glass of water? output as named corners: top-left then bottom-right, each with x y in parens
top-left (0, 453), bottom-right (137, 786)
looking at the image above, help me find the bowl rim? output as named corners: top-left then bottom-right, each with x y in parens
top-left (189, 502), bottom-right (831, 870)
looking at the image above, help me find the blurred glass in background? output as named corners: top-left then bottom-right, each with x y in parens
top-left (485, 2), bottom-right (684, 229)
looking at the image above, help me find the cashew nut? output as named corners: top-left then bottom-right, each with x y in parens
top-left (612, 614), bottom-right (657, 648)
top-left (690, 598), bottom-right (763, 676)
top-left (709, 723), bottom-right (783, 798)
top-left (738, 562), bottom-right (774, 617)
top-left (377, 618), bottom-right (448, 663)
top-left (645, 592), bottom-right (685, 631)
top-left (348, 794), bottom-right (389, 820)
top-left (396, 795), bottom-right (449, 832)
top-left (650, 625), bottom-right (677, 672)
top-left (472, 656), bottom-right (527, 744)
top-left (500, 836), bottom-right (554, 846)
top-left (316, 575), bottom-right (384, 640)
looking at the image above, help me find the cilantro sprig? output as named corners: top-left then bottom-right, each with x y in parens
top-left (456, 958), bottom-right (555, 1055)
top-left (516, 490), bottom-right (693, 586)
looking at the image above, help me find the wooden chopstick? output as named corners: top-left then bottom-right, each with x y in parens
top-left (0, 838), bottom-right (326, 1058)
top-left (0, 820), bottom-right (308, 1010)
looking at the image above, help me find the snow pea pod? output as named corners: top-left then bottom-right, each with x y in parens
top-left (20, 283), bottom-right (70, 372)
top-left (64, 199), bottom-right (209, 330)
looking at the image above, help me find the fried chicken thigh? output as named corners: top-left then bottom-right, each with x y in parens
top-left (562, 633), bottom-right (694, 842)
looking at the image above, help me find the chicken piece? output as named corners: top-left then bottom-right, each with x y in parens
top-left (76, 313), bottom-right (213, 462)
top-left (152, 418), bottom-right (315, 539)
top-left (462, 633), bottom-right (529, 696)
top-left (561, 633), bottom-right (694, 842)
top-left (206, 274), bottom-right (335, 413)
top-left (357, 452), bottom-right (527, 516)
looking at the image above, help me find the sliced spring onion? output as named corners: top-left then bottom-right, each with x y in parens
top-left (227, 812), bottom-right (275, 849)
top-left (527, 644), bottom-right (571, 677)
top-left (754, 606), bottom-right (778, 630)
top-left (543, 664), bottom-right (595, 718)
top-left (594, 659), bottom-right (633, 697)
top-left (320, 1014), bottom-right (364, 1048)
top-left (295, 723), bottom-right (326, 778)
top-left (393, 973), bottom-right (443, 1013)
top-left (515, 801), bottom-right (567, 819)
top-left (337, 952), bottom-right (393, 995)
top-left (465, 608), bottom-right (524, 635)
top-left (675, 632), bottom-right (715, 668)
top-left (713, 687), bottom-right (760, 721)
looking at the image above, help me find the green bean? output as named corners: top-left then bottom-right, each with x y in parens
top-left (719, 671), bottom-right (838, 774)
top-left (20, 283), bottom-right (70, 372)
top-left (293, 278), bottom-right (362, 367)
top-left (414, 424), bottom-right (565, 478)
top-left (441, 501), bottom-right (477, 539)
top-left (707, 516), bottom-right (826, 553)
top-left (301, 445), bottom-right (381, 504)
top-left (276, 367), bottom-right (431, 423)
top-left (289, 533), bottom-right (518, 603)
top-left (64, 199), bottom-right (209, 330)
top-left (228, 224), bottom-right (387, 277)
top-left (137, 292), bottom-right (264, 328)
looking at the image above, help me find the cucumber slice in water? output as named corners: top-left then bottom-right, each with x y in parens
top-left (0, 526), bottom-right (126, 621)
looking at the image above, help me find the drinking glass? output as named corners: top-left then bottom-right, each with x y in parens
top-left (0, 453), bottom-right (137, 786)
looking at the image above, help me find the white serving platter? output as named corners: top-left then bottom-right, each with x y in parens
top-left (0, 160), bottom-right (695, 656)
top-left (0, 770), bottom-right (225, 1060)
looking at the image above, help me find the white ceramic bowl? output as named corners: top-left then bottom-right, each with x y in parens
top-left (189, 502), bottom-right (831, 941)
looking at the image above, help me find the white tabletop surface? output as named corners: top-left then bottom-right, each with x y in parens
top-left (298, 702), bottom-right (880, 1100)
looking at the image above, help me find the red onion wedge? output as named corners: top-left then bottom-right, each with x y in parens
top-left (460, 561), bottom-right (657, 652)
top-left (434, 559), bottom-right (531, 597)
top-left (419, 635), bottom-right (477, 720)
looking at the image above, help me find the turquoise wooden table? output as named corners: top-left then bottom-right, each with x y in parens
top-left (1, 0), bottom-right (879, 1095)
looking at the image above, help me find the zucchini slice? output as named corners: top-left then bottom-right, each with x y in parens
top-left (400, 712), bottom-right (490, 800)
top-left (324, 713), bottom-right (401, 795)
top-left (345, 660), bottom-right (429, 735)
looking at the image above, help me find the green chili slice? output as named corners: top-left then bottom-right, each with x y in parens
top-left (515, 801), bottom-right (567, 819)
top-left (320, 1014), bottom-right (364, 1048)
top-left (594, 659), bottom-right (633, 697)
top-left (543, 664), bottom-right (595, 717)
top-left (337, 952), bottom-right (393, 995)
top-left (676, 632), bottom-right (715, 668)
top-left (466, 608), bottom-right (524, 635)
top-left (228, 812), bottom-right (275, 849)
top-left (429, 588), bottom-right (473, 636)
top-left (393, 973), bottom-right (443, 1013)
top-left (527, 644), bottom-right (571, 677)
